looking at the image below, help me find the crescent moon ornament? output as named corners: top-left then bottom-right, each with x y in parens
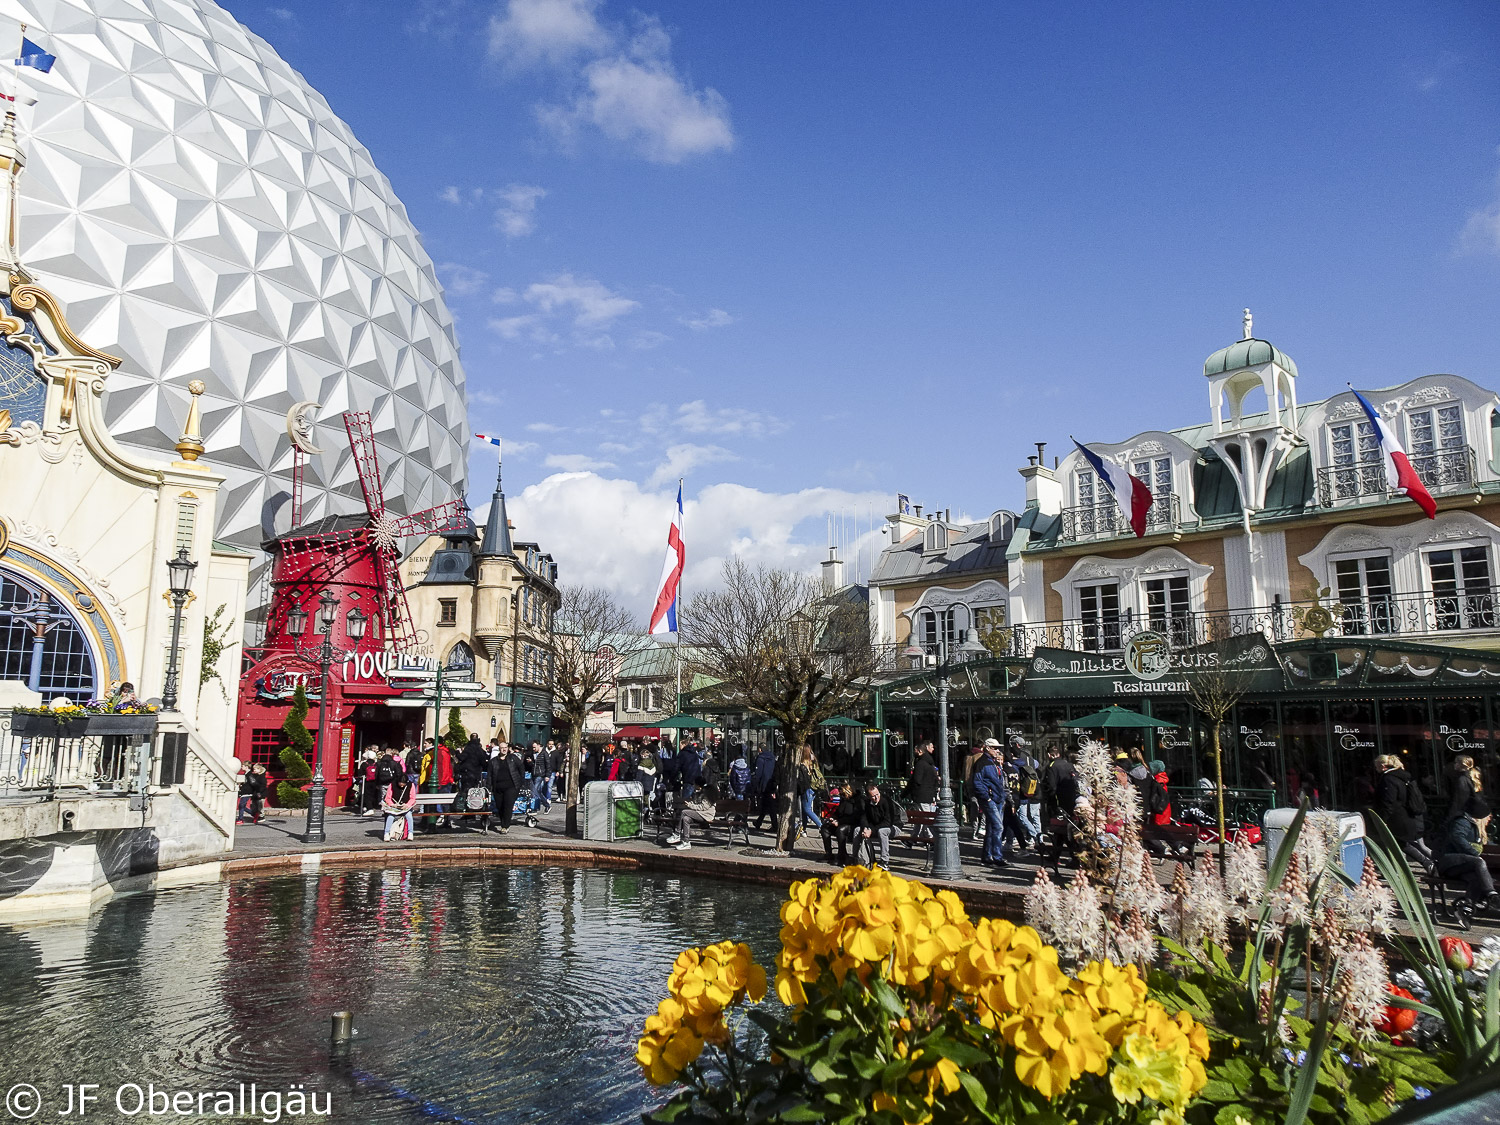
top-left (287, 401), bottom-right (322, 454)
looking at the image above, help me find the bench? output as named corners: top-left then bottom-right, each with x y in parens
top-left (903, 808), bottom-right (936, 849)
top-left (407, 792), bottom-right (494, 829)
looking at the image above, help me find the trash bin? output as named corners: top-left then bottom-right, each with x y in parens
top-left (582, 781), bottom-right (616, 840)
top-left (1262, 808), bottom-right (1366, 881)
top-left (608, 781), bottom-right (644, 841)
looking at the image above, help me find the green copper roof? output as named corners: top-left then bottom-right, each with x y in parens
top-left (1203, 337), bottom-right (1298, 378)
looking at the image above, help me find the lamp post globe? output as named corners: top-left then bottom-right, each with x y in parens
top-left (161, 548), bottom-right (197, 712)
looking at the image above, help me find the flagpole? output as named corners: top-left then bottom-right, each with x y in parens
top-left (675, 476), bottom-right (683, 713)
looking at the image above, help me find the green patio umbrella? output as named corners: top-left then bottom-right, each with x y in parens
top-left (657, 714), bottom-right (717, 729)
top-left (745, 717), bottom-right (780, 729)
top-left (1059, 705), bottom-right (1178, 730)
top-left (818, 715), bottom-right (865, 727)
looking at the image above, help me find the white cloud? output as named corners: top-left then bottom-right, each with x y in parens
top-left (437, 262), bottom-right (489, 297)
top-left (545, 453), bottom-right (616, 472)
top-left (682, 307), bottom-right (733, 331)
top-left (526, 421), bottom-right (566, 433)
top-left (630, 329), bottom-right (671, 349)
top-left (492, 0), bottom-right (733, 163)
top-left (560, 47), bottom-right (734, 163)
top-left (500, 473), bottom-right (890, 609)
top-left (439, 185), bottom-right (462, 205)
top-left (647, 442), bottom-right (736, 488)
top-left (525, 272), bottom-right (638, 326)
top-left (489, 0), bottom-right (609, 66)
top-left (488, 313), bottom-right (559, 346)
top-left (491, 287), bottom-right (519, 304)
top-left (641, 399), bottom-right (787, 439)
top-left (267, 6), bottom-right (296, 22)
top-left (495, 183), bottom-right (547, 237)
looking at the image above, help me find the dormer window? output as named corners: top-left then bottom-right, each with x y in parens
top-left (988, 511), bottom-right (1014, 542)
top-left (924, 523), bottom-right (948, 552)
top-left (1130, 456), bottom-right (1172, 498)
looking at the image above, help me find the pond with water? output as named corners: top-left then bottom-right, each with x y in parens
top-left (0, 866), bottom-right (786, 1124)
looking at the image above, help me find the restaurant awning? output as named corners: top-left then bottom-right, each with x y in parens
top-left (615, 725), bottom-right (660, 739)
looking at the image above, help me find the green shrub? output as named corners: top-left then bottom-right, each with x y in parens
top-left (276, 684), bottom-right (314, 808)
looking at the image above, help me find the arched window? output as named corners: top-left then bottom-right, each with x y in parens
top-left (989, 511), bottom-right (1014, 543)
top-left (916, 605), bottom-right (968, 650)
top-left (0, 570), bottom-right (99, 697)
top-left (924, 524), bottom-right (948, 553)
top-left (445, 641), bottom-right (475, 674)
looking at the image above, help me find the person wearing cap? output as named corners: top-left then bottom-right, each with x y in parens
top-left (1439, 794), bottom-right (1497, 910)
top-left (970, 738), bottom-right (1009, 869)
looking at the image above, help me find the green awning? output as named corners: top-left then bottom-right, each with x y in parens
top-left (657, 714), bottom-right (717, 729)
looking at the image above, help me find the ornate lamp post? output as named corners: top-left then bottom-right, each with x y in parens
top-left (162, 548), bottom-right (197, 711)
top-left (903, 626), bottom-right (987, 880)
top-left (294, 591), bottom-right (367, 844)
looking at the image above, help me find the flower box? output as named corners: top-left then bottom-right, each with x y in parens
top-left (87, 713), bottom-right (158, 737)
top-left (9, 712), bottom-right (90, 738)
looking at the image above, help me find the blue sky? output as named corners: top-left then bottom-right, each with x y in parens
top-left (250, 0), bottom-right (1500, 605)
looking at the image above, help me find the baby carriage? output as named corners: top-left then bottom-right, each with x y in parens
top-left (511, 788), bottom-right (540, 829)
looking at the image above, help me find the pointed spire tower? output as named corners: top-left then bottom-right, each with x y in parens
top-left (478, 452), bottom-right (514, 558)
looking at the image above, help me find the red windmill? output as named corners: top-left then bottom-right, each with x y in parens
top-left (273, 410), bottom-right (465, 650)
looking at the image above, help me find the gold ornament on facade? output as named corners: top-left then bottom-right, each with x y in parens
top-left (0, 516), bottom-right (8, 557)
top-left (175, 380), bottom-right (207, 461)
top-left (1291, 585), bottom-right (1345, 640)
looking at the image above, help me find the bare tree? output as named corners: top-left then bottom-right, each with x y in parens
top-left (1185, 645), bottom-right (1257, 873)
top-left (549, 585), bottom-right (648, 837)
top-left (683, 558), bottom-right (881, 853)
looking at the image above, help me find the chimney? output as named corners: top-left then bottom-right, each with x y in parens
top-left (821, 546), bottom-right (846, 594)
top-left (1019, 454), bottom-right (1062, 515)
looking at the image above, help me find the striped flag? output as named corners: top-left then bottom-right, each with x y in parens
top-left (1350, 387), bottom-right (1436, 519)
top-left (473, 433), bottom-right (502, 452)
top-left (649, 483), bottom-right (685, 636)
top-left (1072, 438), bottom-right (1154, 538)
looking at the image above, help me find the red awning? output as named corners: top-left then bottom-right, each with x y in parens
top-left (615, 725), bottom-right (659, 739)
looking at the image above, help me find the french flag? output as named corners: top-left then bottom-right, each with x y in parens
top-left (473, 433), bottom-right (502, 451)
top-left (1072, 438), bottom-right (1154, 538)
top-left (649, 483), bottom-right (684, 635)
top-left (1350, 387), bottom-right (1436, 518)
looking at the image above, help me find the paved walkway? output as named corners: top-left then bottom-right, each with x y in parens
top-left (226, 804), bottom-right (1042, 917)
top-left (225, 804), bottom-right (1495, 940)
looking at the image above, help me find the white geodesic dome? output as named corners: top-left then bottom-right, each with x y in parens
top-left (0, 0), bottom-right (468, 618)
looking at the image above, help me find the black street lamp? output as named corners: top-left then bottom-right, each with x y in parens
top-left (162, 548), bottom-right (197, 711)
top-left (903, 625), bottom-right (987, 880)
top-left (299, 590), bottom-right (341, 844)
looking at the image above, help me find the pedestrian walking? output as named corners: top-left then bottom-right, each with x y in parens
top-left (971, 739), bottom-right (1009, 868)
top-left (489, 744), bottom-right (525, 833)
top-left (531, 742), bottom-right (553, 811)
top-left (906, 742), bottom-right (939, 842)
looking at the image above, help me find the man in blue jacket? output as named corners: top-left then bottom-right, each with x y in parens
top-left (970, 738), bottom-right (1010, 869)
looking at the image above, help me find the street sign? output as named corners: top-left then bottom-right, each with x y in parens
top-left (388, 698), bottom-right (485, 709)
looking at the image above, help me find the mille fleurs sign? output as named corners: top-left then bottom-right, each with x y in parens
top-left (1027, 636), bottom-right (1280, 698)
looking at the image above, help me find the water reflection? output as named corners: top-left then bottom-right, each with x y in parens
top-left (0, 866), bottom-right (784, 1123)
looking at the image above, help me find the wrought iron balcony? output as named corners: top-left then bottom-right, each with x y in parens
top-left (994, 585), bottom-right (1500, 657)
top-left (1058, 492), bottom-right (1180, 543)
top-left (1316, 447), bottom-right (1477, 507)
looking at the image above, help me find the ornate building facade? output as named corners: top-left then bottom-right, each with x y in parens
top-left (400, 462), bottom-right (559, 747)
top-left (870, 312), bottom-right (1500, 813)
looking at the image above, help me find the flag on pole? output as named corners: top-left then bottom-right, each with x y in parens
top-left (1072, 438), bottom-right (1154, 538)
top-left (649, 482), bottom-right (685, 636)
top-left (1349, 387), bottom-right (1437, 518)
top-left (473, 433), bottom-right (502, 451)
top-left (13, 38), bottom-right (54, 73)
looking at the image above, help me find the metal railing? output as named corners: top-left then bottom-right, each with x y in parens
top-left (996, 587), bottom-right (1500, 656)
top-left (1316, 447), bottom-right (1477, 506)
top-left (1058, 492), bottom-right (1180, 543)
top-left (0, 721), bottom-right (151, 799)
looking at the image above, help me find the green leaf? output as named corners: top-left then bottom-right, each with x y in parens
top-left (809, 1060), bottom-right (839, 1084)
top-left (957, 1072), bottom-right (996, 1120)
top-left (929, 1038), bottom-right (988, 1068)
top-left (868, 978), bottom-right (907, 1020)
top-left (1215, 1104), bottom-right (1263, 1125)
top-left (777, 1106), bottom-right (825, 1122)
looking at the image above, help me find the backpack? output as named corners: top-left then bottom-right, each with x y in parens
top-left (1147, 776), bottom-right (1170, 817)
top-left (363, 760), bottom-right (378, 781)
top-left (729, 759), bottom-right (751, 794)
top-left (375, 757), bottom-right (400, 787)
top-left (1016, 757), bottom-right (1039, 799)
top-left (1405, 778), bottom-right (1427, 820)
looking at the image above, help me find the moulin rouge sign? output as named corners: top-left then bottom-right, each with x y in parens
top-left (252, 649), bottom-right (437, 702)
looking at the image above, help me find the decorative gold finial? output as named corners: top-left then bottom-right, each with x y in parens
top-left (175, 380), bottom-right (206, 461)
